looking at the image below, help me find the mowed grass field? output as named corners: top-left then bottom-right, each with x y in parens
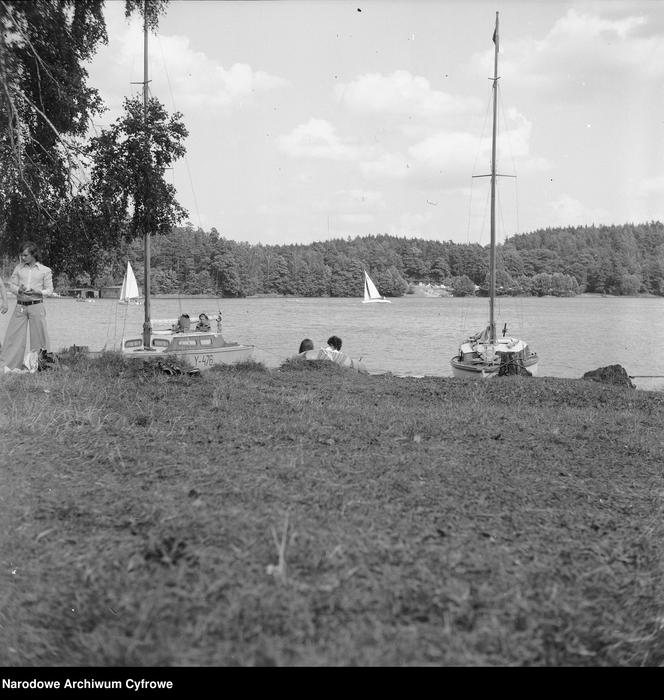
top-left (1, 354), bottom-right (663, 666)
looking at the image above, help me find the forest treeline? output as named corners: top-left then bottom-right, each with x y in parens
top-left (1, 3), bottom-right (662, 301)
top-left (30, 220), bottom-right (664, 298)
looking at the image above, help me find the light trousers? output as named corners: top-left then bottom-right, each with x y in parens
top-left (0, 302), bottom-right (50, 370)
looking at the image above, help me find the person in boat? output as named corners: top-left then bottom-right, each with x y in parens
top-left (195, 313), bottom-right (211, 332)
top-left (0, 241), bottom-right (55, 371)
top-left (172, 313), bottom-right (191, 333)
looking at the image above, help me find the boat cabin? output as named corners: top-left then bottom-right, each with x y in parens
top-left (458, 338), bottom-right (534, 365)
top-left (122, 331), bottom-right (239, 353)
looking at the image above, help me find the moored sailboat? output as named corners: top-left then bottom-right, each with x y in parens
top-left (362, 270), bottom-right (391, 304)
top-left (120, 3), bottom-right (253, 370)
top-left (450, 12), bottom-right (538, 379)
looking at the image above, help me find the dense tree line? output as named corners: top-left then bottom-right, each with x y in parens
top-left (1, 3), bottom-right (662, 300)
top-left (36, 221), bottom-right (664, 298)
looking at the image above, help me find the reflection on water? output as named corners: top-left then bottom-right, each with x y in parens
top-left (1, 294), bottom-right (662, 390)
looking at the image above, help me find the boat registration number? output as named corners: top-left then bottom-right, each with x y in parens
top-left (192, 354), bottom-right (215, 367)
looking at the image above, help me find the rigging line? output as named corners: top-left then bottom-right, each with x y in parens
top-left (465, 81), bottom-right (494, 246)
top-left (155, 32), bottom-right (203, 230)
top-left (497, 76), bottom-right (520, 236)
top-left (459, 85), bottom-right (495, 329)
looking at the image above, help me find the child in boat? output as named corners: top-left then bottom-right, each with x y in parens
top-left (172, 314), bottom-right (191, 333)
top-left (196, 313), bottom-right (211, 332)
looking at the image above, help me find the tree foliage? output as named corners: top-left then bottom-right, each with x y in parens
top-left (52, 221), bottom-right (660, 299)
top-left (85, 95), bottom-right (188, 243)
top-left (0, 0), bottom-right (107, 266)
top-left (0, 0), bottom-right (173, 277)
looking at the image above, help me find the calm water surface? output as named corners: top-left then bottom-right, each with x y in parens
top-left (1, 294), bottom-right (662, 390)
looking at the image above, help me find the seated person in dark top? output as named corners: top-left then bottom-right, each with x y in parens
top-left (294, 337), bottom-right (317, 360)
top-left (196, 313), bottom-right (211, 332)
top-left (298, 338), bottom-right (314, 354)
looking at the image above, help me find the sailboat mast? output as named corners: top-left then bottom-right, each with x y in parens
top-left (489, 11), bottom-right (499, 344)
top-left (142, 0), bottom-right (152, 348)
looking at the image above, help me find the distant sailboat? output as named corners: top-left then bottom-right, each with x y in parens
top-left (362, 270), bottom-right (391, 304)
top-left (118, 261), bottom-right (141, 305)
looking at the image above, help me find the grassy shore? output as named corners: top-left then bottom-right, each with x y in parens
top-left (1, 354), bottom-right (663, 666)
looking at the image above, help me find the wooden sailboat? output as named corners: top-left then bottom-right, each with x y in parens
top-left (118, 261), bottom-right (142, 305)
top-left (120, 4), bottom-right (253, 370)
top-left (450, 12), bottom-right (538, 379)
top-left (362, 270), bottom-right (391, 304)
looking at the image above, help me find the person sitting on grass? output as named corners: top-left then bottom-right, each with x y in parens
top-left (196, 313), bottom-right (211, 332)
top-left (318, 335), bottom-right (368, 373)
top-left (298, 338), bottom-right (314, 354)
top-left (319, 335), bottom-right (343, 360)
top-left (293, 337), bottom-right (318, 361)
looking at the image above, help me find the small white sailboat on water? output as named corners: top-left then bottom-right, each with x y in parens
top-left (450, 13), bottom-right (538, 379)
top-left (119, 7), bottom-right (253, 371)
top-left (118, 261), bottom-right (142, 305)
top-left (362, 270), bottom-right (391, 304)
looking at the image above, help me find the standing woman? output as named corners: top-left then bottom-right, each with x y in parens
top-left (0, 241), bottom-right (55, 370)
top-left (0, 274), bottom-right (8, 319)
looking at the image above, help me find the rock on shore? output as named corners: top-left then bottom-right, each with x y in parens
top-left (582, 364), bottom-right (636, 389)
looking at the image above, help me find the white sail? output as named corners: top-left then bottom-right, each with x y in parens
top-left (363, 271), bottom-right (391, 303)
top-left (119, 261), bottom-right (140, 303)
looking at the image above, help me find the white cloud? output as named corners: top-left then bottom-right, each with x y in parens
top-left (548, 8), bottom-right (646, 42)
top-left (312, 190), bottom-right (386, 220)
top-left (481, 8), bottom-right (664, 97)
top-left (336, 70), bottom-right (479, 118)
top-left (637, 176), bottom-right (664, 197)
top-left (547, 193), bottom-right (610, 227)
top-left (332, 189), bottom-right (386, 209)
top-left (156, 35), bottom-right (288, 111)
top-left (338, 213), bottom-right (376, 225)
top-left (278, 119), bottom-right (360, 160)
top-left (88, 5), bottom-right (287, 118)
top-left (388, 211), bottom-right (433, 236)
top-left (359, 152), bottom-right (412, 180)
top-left (408, 131), bottom-right (480, 174)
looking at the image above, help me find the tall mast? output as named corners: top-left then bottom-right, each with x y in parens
top-left (489, 11), bottom-right (499, 344)
top-left (142, 0), bottom-right (152, 348)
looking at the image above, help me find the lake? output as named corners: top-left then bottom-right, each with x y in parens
top-left (1, 294), bottom-right (662, 390)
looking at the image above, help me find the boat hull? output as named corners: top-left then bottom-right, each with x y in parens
top-left (362, 299), bottom-right (391, 304)
top-left (450, 355), bottom-right (539, 379)
top-left (121, 331), bottom-right (254, 370)
top-left (122, 344), bottom-right (254, 370)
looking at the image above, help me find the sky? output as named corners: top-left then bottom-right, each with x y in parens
top-left (85, 0), bottom-right (664, 247)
